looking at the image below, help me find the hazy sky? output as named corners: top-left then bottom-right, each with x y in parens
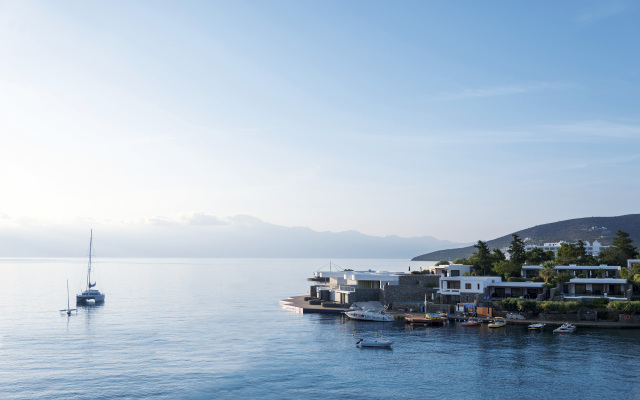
top-left (1, 1), bottom-right (638, 243)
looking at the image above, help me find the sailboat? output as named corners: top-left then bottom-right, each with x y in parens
top-left (76, 230), bottom-right (105, 305)
top-left (59, 279), bottom-right (77, 316)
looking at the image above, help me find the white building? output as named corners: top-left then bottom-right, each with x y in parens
top-left (516, 240), bottom-right (609, 257)
top-left (521, 264), bottom-right (622, 279)
top-left (438, 275), bottom-right (502, 304)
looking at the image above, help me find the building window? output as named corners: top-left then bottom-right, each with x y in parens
top-left (465, 283), bottom-right (471, 289)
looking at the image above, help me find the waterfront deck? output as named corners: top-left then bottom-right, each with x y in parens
top-left (280, 295), bottom-right (348, 314)
top-left (281, 296), bottom-right (640, 328)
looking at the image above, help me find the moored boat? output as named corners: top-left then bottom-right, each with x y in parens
top-left (553, 323), bottom-right (576, 333)
top-left (528, 323), bottom-right (546, 330)
top-left (345, 309), bottom-right (394, 322)
top-left (76, 230), bottom-right (105, 305)
top-left (461, 319), bottom-right (482, 327)
top-left (488, 317), bottom-right (507, 328)
top-left (356, 338), bottom-right (393, 348)
top-left (405, 313), bottom-right (445, 325)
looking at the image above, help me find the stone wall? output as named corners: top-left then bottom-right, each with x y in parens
top-left (618, 314), bottom-right (640, 324)
top-left (380, 274), bottom-right (440, 307)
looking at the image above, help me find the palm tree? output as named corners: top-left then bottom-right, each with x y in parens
top-left (539, 261), bottom-right (556, 284)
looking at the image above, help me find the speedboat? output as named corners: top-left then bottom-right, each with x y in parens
top-left (345, 309), bottom-right (394, 322)
top-left (488, 318), bottom-right (507, 328)
top-left (76, 230), bottom-right (106, 305)
top-left (528, 323), bottom-right (546, 330)
top-left (461, 319), bottom-right (482, 327)
top-left (553, 323), bottom-right (576, 333)
top-left (356, 338), bottom-right (393, 348)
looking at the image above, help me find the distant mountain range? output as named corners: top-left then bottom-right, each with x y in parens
top-left (412, 214), bottom-right (640, 261)
top-left (0, 215), bottom-right (468, 259)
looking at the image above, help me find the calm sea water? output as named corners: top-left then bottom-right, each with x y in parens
top-left (1, 258), bottom-right (639, 400)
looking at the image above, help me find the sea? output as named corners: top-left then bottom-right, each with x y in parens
top-left (1, 257), bottom-right (639, 400)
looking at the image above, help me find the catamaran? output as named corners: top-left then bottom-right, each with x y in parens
top-left (76, 230), bottom-right (105, 305)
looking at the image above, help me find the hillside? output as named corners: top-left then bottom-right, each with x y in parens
top-left (412, 214), bottom-right (640, 261)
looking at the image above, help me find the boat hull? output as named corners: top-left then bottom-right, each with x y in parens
top-left (345, 311), bottom-right (394, 322)
top-left (356, 339), bottom-right (393, 348)
top-left (76, 291), bottom-right (105, 305)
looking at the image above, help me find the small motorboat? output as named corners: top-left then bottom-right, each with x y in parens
top-left (488, 318), bottom-right (507, 328)
top-left (528, 323), bottom-right (546, 330)
top-left (405, 313), bottom-right (445, 325)
top-left (356, 338), bottom-right (393, 348)
top-left (553, 323), bottom-right (576, 333)
top-left (461, 319), bottom-right (482, 327)
top-left (345, 309), bottom-right (394, 322)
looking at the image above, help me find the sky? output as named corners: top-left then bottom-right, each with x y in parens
top-left (0, 0), bottom-right (639, 244)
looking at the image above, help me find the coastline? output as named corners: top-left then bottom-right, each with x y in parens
top-left (281, 295), bottom-right (640, 329)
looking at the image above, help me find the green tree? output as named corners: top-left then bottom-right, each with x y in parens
top-left (434, 260), bottom-right (450, 266)
top-left (556, 243), bottom-right (580, 265)
top-left (612, 230), bottom-right (637, 256)
top-left (493, 260), bottom-right (522, 280)
top-left (538, 261), bottom-right (557, 283)
top-left (599, 230), bottom-right (638, 267)
top-left (508, 234), bottom-right (526, 266)
top-left (621, 260), bottom-right (640, 283)
top-left (524, 247), bottom-right (546, 265)
top-left (470, 240), bottom-right (493, 276)
top-left (491, 248), bottom-right (506, 263)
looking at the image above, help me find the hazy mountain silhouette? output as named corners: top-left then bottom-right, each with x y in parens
top-left (0, 215), bottom-right (468, 258)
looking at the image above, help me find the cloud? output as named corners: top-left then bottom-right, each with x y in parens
top-left (429, 82), bottom-right (572, 101)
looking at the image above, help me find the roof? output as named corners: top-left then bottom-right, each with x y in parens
top-left (488, 282), bottom-right (546, 288)
top-left (522, 265), bottom-right (620, 270)
top-left (569, 278), bottom-right (627, 284)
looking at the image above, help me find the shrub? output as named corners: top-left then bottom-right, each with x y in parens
top-left (532, 276), bottom-right (544, 282)
top-left (538, 301), bottom-right (581, 313)
top-left (607, 301), bottom-right (640, 314)
top-left (557, 273), bottom-right (571, 283)
top-left (516, 299), bottom-right (538, 312)
top-left (585, 298), bottom-right (610, 308)
top-left (507, 277), bottom-right (526, 282)
top-left (499, 298), bottom-right (518, 311)
top-left (578, 274), bottom-right (586, 278)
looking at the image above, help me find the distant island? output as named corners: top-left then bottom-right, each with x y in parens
top-left (412, 214), bottom-right (640, 261)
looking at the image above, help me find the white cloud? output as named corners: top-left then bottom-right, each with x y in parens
top-left (428, 82), bottom-right (573, 101)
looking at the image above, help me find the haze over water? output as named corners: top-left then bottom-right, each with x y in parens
top-left (1, 258), bottom-right (639, 399)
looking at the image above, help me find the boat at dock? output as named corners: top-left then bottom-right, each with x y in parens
top-left (345, 308), bottom-right (394, 322)
top-left (553, 323), bottom-right (576, 333)
top-left (76, 230), bottom-right (105, 305)
top-left (405, 313), bottom-right (445, 325)
top-left (356, 338), bottom-right (393, 348)
top-left (488, 318), bottom-right (507, 328)
top-left (461, 319), bottom-right (482, 327)
top-left (528, 323), bottom-right (546, 330)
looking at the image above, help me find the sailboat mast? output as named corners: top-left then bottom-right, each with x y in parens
top-left (87, 229), bottom-right (93, 290)
top-left (67, 279), bottom-right (70, 310)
